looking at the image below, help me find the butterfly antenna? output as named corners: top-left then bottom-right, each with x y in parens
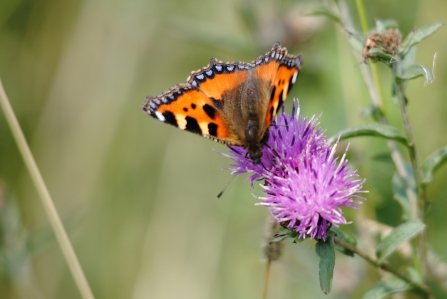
top-left (216, 174), bottom-right (237, 199)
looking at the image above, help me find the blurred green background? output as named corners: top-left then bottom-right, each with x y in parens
top-left (1, 0), bottom-right (446, 298)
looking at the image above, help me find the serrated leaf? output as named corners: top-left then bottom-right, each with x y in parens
top-left (328, 123), bottom-right (408, 146)
top-left (401, 22), bottom-right (444, 54)
top-left (331, 227), bottom-right (357, 257)
top-left (306, 8), bottom-right (341, 24)
top-left (316, 236), bottom-right (335, 294)
top-left (397, 64), bottom-right (434, 84)
top-left (421, 146), bottom-right (447, 184)
top-left (362, 277), bottom-right (409, 299)
top-left (392, 169), bottom-right (414, 221)
top-left (376, 220), bottom-right (425, 263)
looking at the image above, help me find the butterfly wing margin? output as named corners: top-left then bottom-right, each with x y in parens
top-left (187, 42), bottom-right (287, 101)
top-left (142, 83), bottom-right (242, 146)
top-left (264, 51), bottom-right (303, 128)
top-left (187, 58), bottom-right (251, 101)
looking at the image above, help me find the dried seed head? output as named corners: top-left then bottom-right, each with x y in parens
top-left (381, 28), bottom-right (402, 54)
top-left (362, 29), bottom-right (402, 61)
top-left (362, 33), bottom-right (382, 60)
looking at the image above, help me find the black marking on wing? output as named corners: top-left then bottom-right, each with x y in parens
top-left (163, 111), bottom-right (177, 127)
top-left (276, 90), bottom-right (284, 114)
top-left (208, 123), bottom-right (218, 136)
top-left (203, 104), bottom-right (216, 120)
top-left (270, 86), bottom-right (276, 102)
top-left (185, 116), bottom-right (201, 134)
top-left (210, 97), bottom-right (224, 110)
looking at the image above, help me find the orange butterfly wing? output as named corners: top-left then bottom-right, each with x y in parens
top-left (142, 83), bottom-right (241, 145)
top-left (250, 45), bottom-right (303, 129)
top-left (142, 43), bottom-right (303, 149)
top-left (187, 58), bottom-right (250, 101)
top-left (187, 43), bottom-right (303, 131)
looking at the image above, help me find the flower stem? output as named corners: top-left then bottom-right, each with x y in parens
top-left (337, 0), bottom-right (428, 283)
top-left (355, 0), bottom-right (385, 112)
top-left (333, 237), bottom-right (432, 298)
top-left (391, 61), bottom-right (428, 279)
top-left (262, 259), bottom-right (272, 299)
top-left (392, 64), bottom-right (426, 216)
top-left (0, 79), bottom-right (95, 299)
top-left (337, 0), bottom-right (420, 220)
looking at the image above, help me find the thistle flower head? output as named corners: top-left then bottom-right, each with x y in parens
top-left (224, 100), bottom-right (366, 240)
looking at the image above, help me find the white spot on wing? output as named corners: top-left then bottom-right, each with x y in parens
top-left (155, 111), bottom-right (165, 122)
top-left (291, 71), bottom-right (298, 84)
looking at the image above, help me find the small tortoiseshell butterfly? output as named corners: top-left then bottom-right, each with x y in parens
top-left (142, 42), bottom-right (303, 164)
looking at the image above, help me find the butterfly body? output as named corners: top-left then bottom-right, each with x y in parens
top-left (142, 42), bottom-right (303, 164)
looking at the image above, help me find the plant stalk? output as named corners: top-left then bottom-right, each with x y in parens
top-left (334, 237), bottom-right (432, 298)
top-left (392, 62), bottom-right (428, 279)
top-left (0, 79), bottom-right (95, 299)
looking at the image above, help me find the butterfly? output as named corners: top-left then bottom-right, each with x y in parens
top-left (142, 42), bottom-right (303, 164)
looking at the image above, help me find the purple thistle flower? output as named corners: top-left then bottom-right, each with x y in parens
top-left (224, 100), bottom-right (366, 240)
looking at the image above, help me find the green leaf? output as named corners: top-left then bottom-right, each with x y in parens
top-left (316, 236), bottom-right (335, 294)
top-left (360, 104), bottom-right (383, 121)
top-left (376, 219), bottom-right (425, 263)
top-left (367, 48), bottom-right (394, 62)
top-left (392, 169), bottom-right (414, 221)
top-left (421, 146), bottom-right (447, 184)
top-left (371, 19), bottom-right (399, 33)
top-left (397, 64), bottom-right (434, 84)
top-left (270, 227), bottom-right (297, 243)
top-left (306, 8), bottom-right (341, 24)
top-left (401, 45), bottom-right (416, 69)
top-left (331, 227), bottom-right (357, 257)
top-left (328, 123), bottom-right (408, 146)
top-left (401, 22), bottom-right (445, 54)
top-left (362, 277), bottom-right (409, 299)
